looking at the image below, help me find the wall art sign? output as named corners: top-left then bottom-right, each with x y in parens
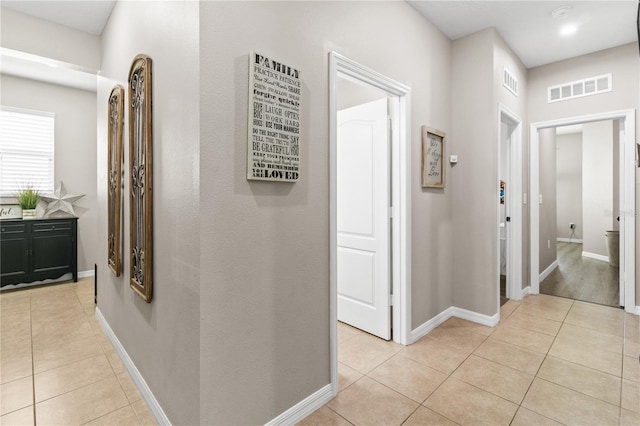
top-left (128, 54), bottom-right (153, 303)
top-left (421, 126), bottom-right (446, 188)
top-left (0, 205), bottom-right (22, 220)
top-left (108, 85), bottom-right (124, 277)
top-left (247, 52), bottom-right (301, 182)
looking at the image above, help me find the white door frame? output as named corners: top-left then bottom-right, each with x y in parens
top-left (497, 104), bottom-right (523, 307)
top-left (329, 52), bottom-right (412, 395)
top-left (529, 109), bottom-right (636, 313)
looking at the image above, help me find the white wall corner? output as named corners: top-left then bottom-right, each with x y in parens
top-left (265, 384), bottom-right (333, 426)
top-left (410, 305), bottom-right (500, 344)
top-left (521, 286), bottom-right (531, 298)
top-left (410, 307), bottom-right (454, 343)
top-left (452, 306), bottom-right (499, 327)
top-left (539, 260), bottom-right (558, 283)
top-left (581, 251), bottom-right (609, 263)
top-left (95, 308), bottom-right (171, 426)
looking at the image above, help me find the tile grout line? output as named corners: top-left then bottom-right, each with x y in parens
top-left (415, 334), bottom-right (492, 425)
top-left (516, 300), bottom-right (624, 424)
top-left (513, 299), bottom-right (573, 424)
top-left (74, 281), bottom-right (130, 425)
top-left (329, 295), bottom-right (631, 426)
top-left (80, 278), bottom-right (145, 425)
top-left (29, 289), bottom-right (37, 426)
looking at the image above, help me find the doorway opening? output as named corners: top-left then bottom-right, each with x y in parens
top-left (497, 105), bottom-right (523, 310)
top-left (329, 52), bottom-right (411, 396)
top-left (530, 110), bottom-right (636, 313)
top-left (538, 122), bottom-right (621, 307)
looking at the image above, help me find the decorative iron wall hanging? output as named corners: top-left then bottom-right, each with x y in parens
top-left (128, 54), bottom-right (153, 302)
top-left (108, 85), bottom-right (124, 277)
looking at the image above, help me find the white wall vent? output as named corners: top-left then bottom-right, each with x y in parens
top-left (503, 67), bottom-right (518, 97)
top-left (547, 73), bottom-right (612, 103)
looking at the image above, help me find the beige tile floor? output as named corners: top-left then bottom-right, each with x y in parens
top-left (301, 294), bottom-right (640, 426)
top-left (0, 278), bottom-right (157, 425)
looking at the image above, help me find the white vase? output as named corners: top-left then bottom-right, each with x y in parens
top-left (22, 209), bottom-right (36, 220)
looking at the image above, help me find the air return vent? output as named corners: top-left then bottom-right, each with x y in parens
top-left (548, 73), bottom-right (612, 103)
top-left (503, 67), bottom-right (518, 97)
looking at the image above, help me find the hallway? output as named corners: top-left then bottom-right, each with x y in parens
top-left (0, 279), bottom-right (157, 425)
top-left (541, 242), bottom-right (619, 307)
top-left (302, 295), bottom-right (639, 425)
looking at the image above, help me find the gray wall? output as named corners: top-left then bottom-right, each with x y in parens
top-left (199, 1), bottom-right (453, 423)
top-left (493, 31), bottom-right (529, 294)
top-left (556, 132), bottom-right (583, 240)
top-left (0, 7), bottom-right (100, 69)
top-left (96, 1), bottom-right (200, 424)
top-left (1, 8), bottom-right (100, 274)
top-left (451, 29), bottom-right (495, 315)
top-left (539, 128), bottom-right (557, 273)
top-left (0, 75), bottom-right (97, 273)
top-left (451, 28), bottom-right (528, 315)
top-left (582, 121), bottom-right (614, 258)
top-left (528, 43), bottom-right (639, 303)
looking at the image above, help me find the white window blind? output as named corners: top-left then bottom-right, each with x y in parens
top-left (0, 106), bottom-right (55, 197)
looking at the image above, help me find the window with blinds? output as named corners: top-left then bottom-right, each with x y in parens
top-left (0, 106), bottom-right (55, 197)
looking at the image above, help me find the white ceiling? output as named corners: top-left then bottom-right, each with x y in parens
top-left (1, 0), bottom-right (115, 35)
top-left (0, 0), bottom-right (637, 91)
top-left (408, 1), bottom-right (639, 68)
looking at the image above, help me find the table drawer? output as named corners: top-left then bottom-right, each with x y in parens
top-left (0, 223), bottom-right (26, 234)
top-left (32, 221), bottom-right (73, 232)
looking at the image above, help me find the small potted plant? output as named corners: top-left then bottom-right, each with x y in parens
top-left (17, 186), bottom-right (40, 219)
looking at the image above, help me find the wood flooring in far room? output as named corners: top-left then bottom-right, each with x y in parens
top-left (540, 242), bottom-right (619, 308)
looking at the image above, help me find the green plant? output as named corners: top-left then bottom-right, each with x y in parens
top-left (17, 187), bottom-right (40, 209)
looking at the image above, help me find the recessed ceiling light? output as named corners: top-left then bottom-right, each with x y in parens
top-left (560, 24), bottom-right (577, 36)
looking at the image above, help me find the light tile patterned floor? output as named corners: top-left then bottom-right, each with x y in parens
top-left (0, 278), bottom-right (157, 425)
top-left (301, 295), bottom-right (640, 426)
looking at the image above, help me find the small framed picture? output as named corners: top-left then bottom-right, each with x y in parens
top-left (421, 126), bottom-right (446, 188)
top-left (0, 205), bottom-right (22, 220)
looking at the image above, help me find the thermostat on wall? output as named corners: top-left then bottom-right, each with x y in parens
top-left (449, 155), bottom-right (458, 164)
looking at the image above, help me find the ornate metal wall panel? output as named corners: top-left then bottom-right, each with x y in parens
top-left (128, 54), bottom-right (153, 302)
top-left (108, 85), bottom-right (124, 276)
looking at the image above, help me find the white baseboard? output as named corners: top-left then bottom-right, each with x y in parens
top-left (95, 308), bottom-right (171, 426)
top-left (410, 305), bottom-right (499, 344)
top-left (539, 260), bottom-right (558, 283)
top-left (410, 307), bottom-right (454, 343)
top-left (452, 306), bottom-right (499, 327)
top-left (265, 384), bottom-right (333, 426)
top-left (557, 238), bottom-right (583, 243)
top-left (78, 269), bottom-right (95, 278)
top-left (582, 251), bottom-right (609, 263)
top-left (521, 286), bottom-right (531, 298)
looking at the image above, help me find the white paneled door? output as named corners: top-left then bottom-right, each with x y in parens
top-left (337, 98), bottom-right (390, 340)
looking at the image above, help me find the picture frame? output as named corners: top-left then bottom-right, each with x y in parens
top-left (128, 54), bottom-right (153, 303)
top-left (0, 204), bottom-right (22, 220)
top-left (107, 85), bottom-right (124, 277)
top-left (421, 126), bottom-right (446, 188)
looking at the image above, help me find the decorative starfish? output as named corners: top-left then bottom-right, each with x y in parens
top-left (41, 182), bottom-right (85, 217)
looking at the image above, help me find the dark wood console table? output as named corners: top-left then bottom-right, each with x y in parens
top-left (0, 217), bottom-right (78, 287)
